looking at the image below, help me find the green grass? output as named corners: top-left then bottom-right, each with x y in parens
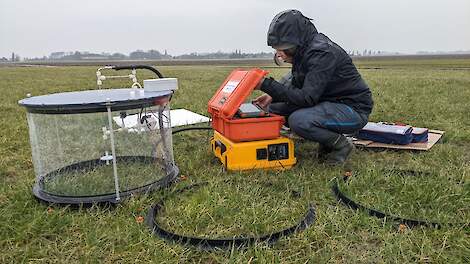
top-left (41, 157), bottom-right (168, 196)
top-left (1, 58), bottom-right (470, 263)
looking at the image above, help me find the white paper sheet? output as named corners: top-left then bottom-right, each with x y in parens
top-left (113, 108), bottom-right (210, 130)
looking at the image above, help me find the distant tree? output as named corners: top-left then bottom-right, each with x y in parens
top-left (50, 52), bottom-right (66, 59)
top-left (129, 49), bottom-right (163, 60)
top-left (129, 50), bottom-right (146, 59)
top-left (111, 52), bottom-right (127, 59)
top-left (147, 49), bottom-right (163, 59)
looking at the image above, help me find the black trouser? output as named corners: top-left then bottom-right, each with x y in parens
top-left (269, 101), bottom-right (368, 146)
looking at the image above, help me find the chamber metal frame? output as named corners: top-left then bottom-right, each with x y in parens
top-left (20, 65), bottom-right (179, 206)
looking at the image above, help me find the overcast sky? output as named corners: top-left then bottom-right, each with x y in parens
top-left (1, 0), bottom-right (469, 58)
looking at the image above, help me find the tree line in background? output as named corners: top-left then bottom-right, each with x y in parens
top-left (3, 49), bottom-right (275, 62)
top-left (3, 49), bottom-right (469, 62)
top-left (0, 49), bottom-right (389, 62)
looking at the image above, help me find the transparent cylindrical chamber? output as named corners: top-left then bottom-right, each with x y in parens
top-left (26, 102), bottom-right (176, 199)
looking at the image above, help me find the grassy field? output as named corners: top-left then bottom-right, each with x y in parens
top-left (0, 57), bottom-right (469, 263)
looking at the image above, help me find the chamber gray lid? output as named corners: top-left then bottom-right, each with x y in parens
top-left (18, 88), bottom-right (173, 114)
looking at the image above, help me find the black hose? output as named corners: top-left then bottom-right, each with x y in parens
top-left (147, 182), bottom-right (316, 249)
top-left (332, 170), bottom-right (470, 228)
top-left (112, 65), bottom-right (164, 78)
top-left (172, 126), bottom-right (213, 135)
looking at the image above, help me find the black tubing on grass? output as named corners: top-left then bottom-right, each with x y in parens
top-left (331, 171), bottom-right (469, 228)
top-left (172, 126), bottom-right (213, 135)
top-left (33, 156), bottom-right (179, 207)
top-left (146, 182), bottom-right (316, 249)
top-left (112, 65), bottom-right (164, 78)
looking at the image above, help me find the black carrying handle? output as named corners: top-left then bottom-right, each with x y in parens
top-left (214, 140), bottom-right (227, 155)
top-left (112, 65), bottom-right (164, 78)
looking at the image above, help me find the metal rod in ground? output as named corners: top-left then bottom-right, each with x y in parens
top-left (106, 101), bottom-right (121, 201)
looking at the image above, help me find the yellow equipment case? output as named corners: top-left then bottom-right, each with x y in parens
top-left (211, 131), bottom-right (296, 170)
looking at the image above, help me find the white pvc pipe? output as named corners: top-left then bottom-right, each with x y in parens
top-left (106, 100), bottom-right (121, 201)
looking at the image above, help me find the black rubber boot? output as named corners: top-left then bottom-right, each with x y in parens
top-left (324, 135), bottom-right (354, 165)
top-left (317, 144), bottom-right (332, 160)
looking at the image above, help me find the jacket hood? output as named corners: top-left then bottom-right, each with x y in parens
top-left (267, 10), bottom-right (318, 49)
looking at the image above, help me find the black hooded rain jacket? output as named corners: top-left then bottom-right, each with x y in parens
top-left (260, 10), bottom-right (373, 115)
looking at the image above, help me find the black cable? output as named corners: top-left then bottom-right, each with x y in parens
top-left (112, 65), bottom-right (164, 78)
top-left (332, 170), bottom-right (470, 228)
top-left (146, 182), bottom-right (316, 249)
top-left (34, 156), bottom-right (178, 206)
top-left (172, 126), bottom-right (213, 135)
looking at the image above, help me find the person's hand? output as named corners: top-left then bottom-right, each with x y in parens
top-left (252, 94), bottom-right (272, 110)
